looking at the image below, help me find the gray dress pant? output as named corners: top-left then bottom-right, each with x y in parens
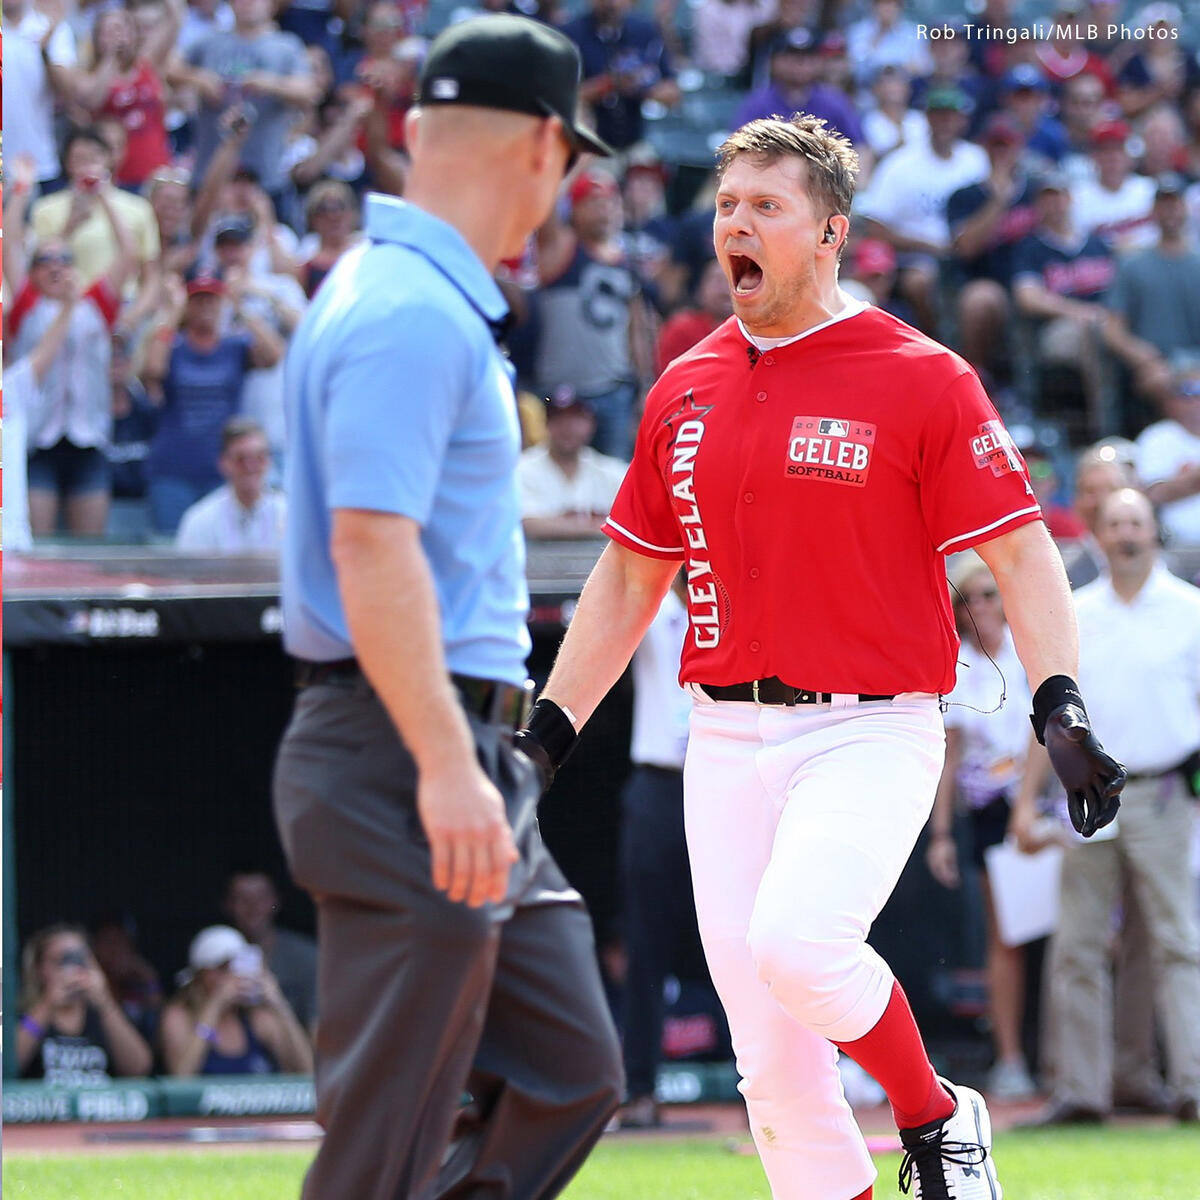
top-left (1049, 771), bottom-right (1200, 1112)
top-left (273, 676), bottom-right (624, 1200)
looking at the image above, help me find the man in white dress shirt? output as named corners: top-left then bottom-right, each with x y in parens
top-left (519, 388), bottom-right (628, 538)
top-left (1012, 488), bottom-right (1200, 1125)
top-left (175, 417), bottom-right (286, 553)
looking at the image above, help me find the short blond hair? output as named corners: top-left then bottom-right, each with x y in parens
top-left (716, 115), bottom-right (860, 218)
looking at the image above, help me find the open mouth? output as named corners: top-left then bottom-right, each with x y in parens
top-left (728, 252), bottom-right (764, 297)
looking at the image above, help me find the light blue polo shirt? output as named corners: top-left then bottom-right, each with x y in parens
top-left (281, 194), bottom-right (531, 685)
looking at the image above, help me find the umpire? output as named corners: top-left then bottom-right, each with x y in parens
top-left (273, 17), bottom-right (623, 1200)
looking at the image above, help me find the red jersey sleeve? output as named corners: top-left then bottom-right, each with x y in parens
top-left (602, 385), bottom-right (685, 561)
top-left (918, 371), bottom-right (1043, 554)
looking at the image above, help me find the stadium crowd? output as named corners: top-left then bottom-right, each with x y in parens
top-left (5, 0), bottom-right (1200, 1129)
top-left (3, 0), bottom-right (1200, 550)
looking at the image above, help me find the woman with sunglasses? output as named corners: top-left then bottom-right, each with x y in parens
top-left (7, 176), bottom-right (137, 537)
top-left (17, 924), bottom-right (153, 1084)
top-left (926, 550), bottom-right (1040, 1101)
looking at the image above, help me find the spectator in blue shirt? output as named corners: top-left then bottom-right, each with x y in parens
top-left (1001, 64), bottom-right (1070, 164)
top-left (141, 273), bottom-right (283, 534)
top-left (565, 0), bottom-right (680, 151)
top-left (734, 28), bottom-right (864, 148)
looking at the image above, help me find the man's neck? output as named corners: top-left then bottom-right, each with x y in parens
top-left (235, 19), bottom-right (267, 36)
top-left (743, 280), bottom-right (857, 342)
top-left (232, 486), bottom-right (263, 511)
top-left (548, 446), bottom-right (582, 475)
top-left (404, 173), bottom-right (515, 273)
top-left (1110, 561), bottom-right (1153, 602)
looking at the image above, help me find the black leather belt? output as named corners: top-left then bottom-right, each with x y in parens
top-left (293, 659), bottom-right (532, 728)
top-left (699, 677), bottom-right (895, 706)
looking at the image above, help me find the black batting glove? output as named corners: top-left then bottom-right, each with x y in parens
top-left (513, 698), bottom-right (578, 792)
top-left (1031, 676), bottom-right (1127, 838)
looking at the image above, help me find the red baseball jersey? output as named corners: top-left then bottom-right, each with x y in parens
top-left (602, 306), bottom-right (1042, 695)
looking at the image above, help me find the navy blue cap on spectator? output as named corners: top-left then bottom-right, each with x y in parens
top-left (213, 213), bottom-right (255, 244)
top-left (545, 386), bottom-right (594, 416)
top-left (418, 14), bottom-right (612, 159)
top-left (1004, 64), bottom-right (1049, 93)
top-left (770, 27), bottom-right (817, 56)
top-left (1154, 171), bottom-right (1187, 198)
top-left (924, 85), bottom-right (971, 113)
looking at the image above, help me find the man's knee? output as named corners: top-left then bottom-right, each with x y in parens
top-left (747, 911), bottom-right (863, 1028)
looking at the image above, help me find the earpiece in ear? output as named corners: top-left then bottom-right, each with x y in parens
top-left (823, 224), bottom-right (837, 244)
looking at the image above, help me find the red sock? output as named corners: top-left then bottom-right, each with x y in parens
top-left (832, 979), bottom-right (954, 1130)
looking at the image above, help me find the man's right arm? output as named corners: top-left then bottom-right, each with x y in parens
top-left (540, 540), bottom-right (680, 730)
top-left (332, 509), bottom-right (516, 908)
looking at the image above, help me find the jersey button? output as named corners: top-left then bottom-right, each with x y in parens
top-left (743, 492), bottom-right (754, 503)
top-left (756, 391), bottom-right (767, 403)
top-left (749, 640), bottom-right (761, 653)
top-left (749, 567), bottom-right (760, 579)
top-left (762, 355), bottom-right (775, 366)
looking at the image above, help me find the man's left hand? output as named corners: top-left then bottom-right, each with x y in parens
top-left (1044, 704), bottom-right (1126, 837)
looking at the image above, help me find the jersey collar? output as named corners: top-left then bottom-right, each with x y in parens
top-left (738, 297), bottom-right (868, 352)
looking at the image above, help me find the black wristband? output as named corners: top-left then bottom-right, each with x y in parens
top-left (1030, 674), bottom-right (1085, 745)
top-left (523, 698), bottom-right (578, 772)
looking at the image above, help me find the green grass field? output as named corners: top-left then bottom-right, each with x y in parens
top-left (5, 1127), bottom-right (1197, 1199)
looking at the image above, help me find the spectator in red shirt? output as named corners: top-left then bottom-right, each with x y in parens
top-left (655, 258), bottom-right (732, 374)
top-left (76, 0), bottom-right (184, 188)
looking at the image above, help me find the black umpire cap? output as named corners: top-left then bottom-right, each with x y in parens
top-left (418, 15), bottom-right (613, 160)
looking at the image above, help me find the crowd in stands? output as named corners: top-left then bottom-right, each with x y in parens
top-left (6, 0), bottom-right (1200, 1117)
top-left (18, 867), bottom-right (317, 1083)
top-left (3, 0), bottom-right (1200, 552)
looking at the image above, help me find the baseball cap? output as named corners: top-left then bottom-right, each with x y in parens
top-left (852, 238), bottom-right (896, 277)
top-left (1137, 2), bottom-right (1180, 27)
top-left (981, 113), bottom-right (1022, 146)
top-left (1091, 119), bottom-right (1130, 147)
top-left (187, 274), bottom-right (226, 297)
top-left (187, 925), bottom-right (247, 971)
top-left (770, 26), bottom-right (817, 56)
top-left (545, 385), bottom-right (594, 415)
top-left (1004, 64), bottom-right (1049, 93)
top-left (924, 85), bottom-right (971, 113)
top-left (418, 14), bottom-right (612, 160)
top-left (1154, 171), bottom-right (1187, 198)
top-left (213, 213), bottom-right (255, 244)
top-left (569, 168), bottom-right (619, 208)
top-left (818, 30), bottom-right (846, 56)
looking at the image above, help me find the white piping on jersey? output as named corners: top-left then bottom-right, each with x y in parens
top-left (604, 518), bottom-right (684, 556)
top-left (738, 297), bottom-right (869, 351)
top-left (936, 505), bottom-right (1042, 554)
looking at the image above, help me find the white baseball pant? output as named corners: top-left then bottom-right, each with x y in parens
top-left (682, 691), bottom-right (946, 1200)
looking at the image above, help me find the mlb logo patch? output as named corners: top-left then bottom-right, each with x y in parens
top-left (785, 416), bottom-right (877, 487)
top-left (430, 78), bottom-right (460, 100)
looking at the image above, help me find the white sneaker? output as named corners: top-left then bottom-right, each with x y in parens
top-left (897, 1078), bottom-right (1002, 1199)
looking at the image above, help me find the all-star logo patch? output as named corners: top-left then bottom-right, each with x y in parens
top-left (784, 416), bottom-right (876, 486)
top-left (971, 419), bottom-right (1023, 477)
